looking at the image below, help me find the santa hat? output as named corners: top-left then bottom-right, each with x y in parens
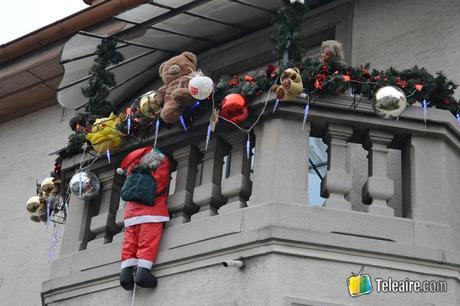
top-left (116, 146), bottom-right (153, 175)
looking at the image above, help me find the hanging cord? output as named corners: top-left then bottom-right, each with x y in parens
top-left (131, 284), bottom-right (137, 306)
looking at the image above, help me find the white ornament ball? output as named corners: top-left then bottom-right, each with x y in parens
top-left (69, 171), bottom-right (100, 200)
top-left (188, 75), bottom-right (214, 100)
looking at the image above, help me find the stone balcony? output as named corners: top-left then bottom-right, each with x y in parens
top-left (42, 95), bottom-right (460, 306)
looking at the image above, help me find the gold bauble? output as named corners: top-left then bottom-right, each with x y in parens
top-left (139, 91), bottom-right (161, 119)
top-left (26, 195), bottom-right (47, 223)
top-left (372, 86), bottom-right (407, 119)
top-left (41, 177), bottom-right (61, 196)
top-left (26, 195), bottom-right (44, 212)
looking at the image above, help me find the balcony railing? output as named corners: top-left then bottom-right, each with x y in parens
top-left (42, 94), bottom-right (460, 304)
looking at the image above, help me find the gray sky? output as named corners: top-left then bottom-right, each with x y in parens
top-left (0, 0), bottom-right (88, 44)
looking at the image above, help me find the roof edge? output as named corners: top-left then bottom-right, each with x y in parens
top-left (0, 0), bottom-right (148, 64)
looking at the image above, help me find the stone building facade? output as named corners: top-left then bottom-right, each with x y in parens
top-left (0, 1), bottom-right (459, 305)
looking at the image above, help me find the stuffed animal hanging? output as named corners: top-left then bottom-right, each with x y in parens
top-left (156, 52), bottom-right (198, 124)
top-left (117, 147), bottom-right (170, 290)
top-left (272, 67), bottom-right (304, 101)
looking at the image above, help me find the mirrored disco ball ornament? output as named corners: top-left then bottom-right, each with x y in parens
top-left (69, 171), bottom-right (100, 200)
top-left (372, 86), bottom-right (407, 119)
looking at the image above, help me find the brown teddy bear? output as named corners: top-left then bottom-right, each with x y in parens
top-left (272, 67), bottom-right (304, 102)
top-left (156, 51), bottom-right (197, 124)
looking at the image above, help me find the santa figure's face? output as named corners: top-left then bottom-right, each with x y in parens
top-left (139, 150), bottom-right (164, 170)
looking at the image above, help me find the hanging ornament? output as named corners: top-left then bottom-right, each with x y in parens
top-left (154, 118), bottom-right (160, 148)
top-left (126, 107), bottom-right (132, 135)
top-left (272, 98), bottom-right (280, 113)
top-left (179, 115), bottom-right (188, 131)
top-left (205, 123), bottom-right (212, 151)
top-left (372, 86), bottom-right (407, 119)
top-left (221, 93), bottom-right (249, 124)
top-left (139, 91), bottom-right (161, 119)
top-left (26, 195), bottom-right (47, 223)
top-left (86, 113), bottom-right (124, 153)
top-left (422, 99), bottom-right (429, 124)
top-left (48, 224), bottom-right (63, 261)
top-left (40, 177), bottom-right (61, 197)
top-left (188, 71), bottom-right (214, 100)
top-left (69, 171), bottom-right (100, 200)
top-left (106, 148), bottom-right (111, 164)
top-left (302, 102), bottom-right (310, 131)
top-left (46, 197), bottom-right (52, 228)
top-left (246, 134), bottom-right (251, 159)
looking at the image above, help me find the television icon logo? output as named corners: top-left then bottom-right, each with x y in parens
top-left (347, 266), bottom-right (372, 297)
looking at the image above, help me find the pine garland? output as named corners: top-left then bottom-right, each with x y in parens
top-left (272, 0), bottom-right (308, 65)
top-left (55, 38), bottom-right (124, 165)
top-left (81, 37), bottom-right (124, 117)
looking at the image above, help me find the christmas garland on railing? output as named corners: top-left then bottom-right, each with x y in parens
top-left (215, 59), bottom-right (460, 114)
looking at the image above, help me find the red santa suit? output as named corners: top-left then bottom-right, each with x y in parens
top-left (120, 147), bottom-right (170, 270)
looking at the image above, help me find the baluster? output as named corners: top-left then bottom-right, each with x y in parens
top-left (362, 130), bottom-right (395, 216)
top-left (321, 123), bottom-right (353, 210)
top-left (251, 119), bottom-right (309, 205)
top-left (167, 145), bottom-right (203, 226)
top-left (219, 133), bottom-right (252, 213)
top-left (191, 137), bottom-right (230, 220)
top-left (86, 169), bottom-right (121, 248)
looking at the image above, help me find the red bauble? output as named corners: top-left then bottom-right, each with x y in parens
top-left (220, 93), bottom-right (248, 124)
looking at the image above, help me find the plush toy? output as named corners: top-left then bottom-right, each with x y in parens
top-left (272, 68), bottom-right (304, 101)
top-left (86, 113), bottom-right (124, 153)
top-left (156, 52), bottom-right (197, 124)
top-left (118, 147), bottom-right (170, 290)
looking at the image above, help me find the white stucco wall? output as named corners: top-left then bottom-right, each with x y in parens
top-left (0, 105), bottom-right (74, 305)
top-left (352, 0), bottom-right (460, 97)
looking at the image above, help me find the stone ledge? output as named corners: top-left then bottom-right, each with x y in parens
top-left (43, 235), bottom-right (460, 305)
top-left (44, 202), bottom-right (460, 303)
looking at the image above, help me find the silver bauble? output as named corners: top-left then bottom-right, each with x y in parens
top-left (69, 171), bottom-right (100, 200)
top-left (372, 86), bottom-right (407, 119)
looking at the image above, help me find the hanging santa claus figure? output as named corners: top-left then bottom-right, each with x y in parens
top-left (117, 146), bottom-right (170, 290)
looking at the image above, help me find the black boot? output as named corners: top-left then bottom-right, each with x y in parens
top-left (120, 267), bottom-right (135, 290)
top-left (135, 267), bottom-right (158, 288)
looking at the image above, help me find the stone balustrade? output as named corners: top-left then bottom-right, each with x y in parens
top-left (43, 95), bottom-right (460, 305)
